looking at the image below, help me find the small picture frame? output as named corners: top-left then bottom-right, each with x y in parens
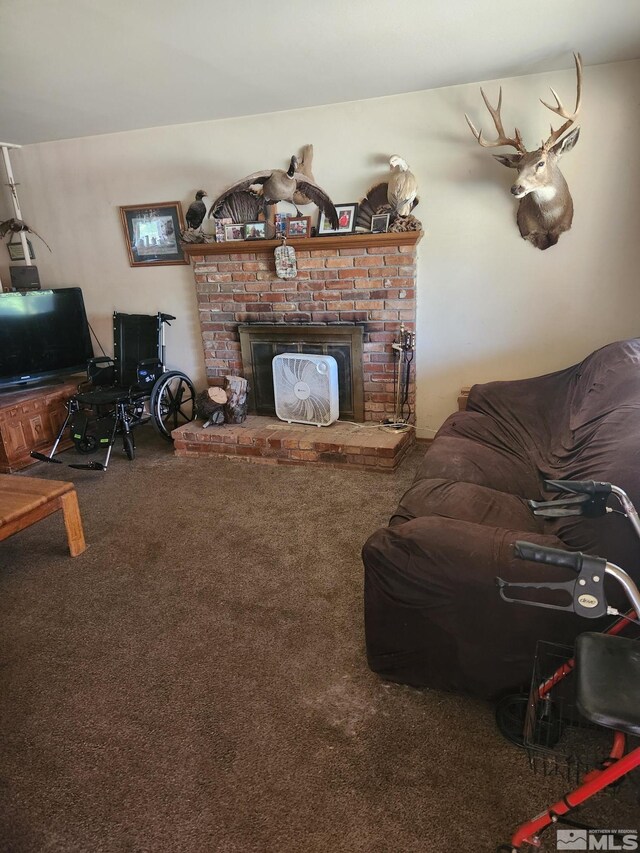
top-left (274, 212), bottom-right (293, 237)
top-left (370, 213), bottom-right (390, 234)
top-left (224, 223), bottom-right (245, 242)
top-left (317, 203), bottom-right (358, 236)
top-left (214, 217), bottom-right (232, 242)
top-left (7, 238), bottom-right (35, 261)
top-left (120, 202), bottom-right (187, 266)
top-left (285, 216), bottom-right (311, 238)
top-left (245, 222), bottom-right (267, 240)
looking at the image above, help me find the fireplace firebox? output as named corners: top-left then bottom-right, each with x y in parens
top-left (239, 324), bottom-right (364, 421)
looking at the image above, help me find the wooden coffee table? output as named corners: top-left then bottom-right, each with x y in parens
top-left (0, 473), bottom-right (86, 557)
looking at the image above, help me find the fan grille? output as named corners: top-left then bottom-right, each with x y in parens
top-left (273, 354), bottom-right (339, 426)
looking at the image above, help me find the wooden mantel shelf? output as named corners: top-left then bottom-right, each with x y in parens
top-left (182, 230), bottom-right (423, 257)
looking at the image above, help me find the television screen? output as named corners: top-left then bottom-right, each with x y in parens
top-left (0, 287), bottom-right (93, 389)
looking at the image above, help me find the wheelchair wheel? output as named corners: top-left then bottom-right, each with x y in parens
top-left (150, 371), bottom-right (196, 441)
top-left (73, 435), bottom-right (98, 454)
top-left (123, 432), bottom-right (135, 461)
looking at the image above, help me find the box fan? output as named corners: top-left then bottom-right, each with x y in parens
top-left (272, 353), bottom-right (339, 427)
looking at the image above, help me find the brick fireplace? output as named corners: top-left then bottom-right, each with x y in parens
top-left (173, 231), bottom-right (421, 470)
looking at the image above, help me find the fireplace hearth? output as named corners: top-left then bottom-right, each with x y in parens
top-left (179, 232), bottom-right (421, 469)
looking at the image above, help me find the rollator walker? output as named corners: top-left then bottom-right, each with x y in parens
top-left (496, 479), bottom-right (640, 852)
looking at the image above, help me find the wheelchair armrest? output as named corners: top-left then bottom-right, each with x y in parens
top-left (87, 356), bottom-right (115, 386)
top-left (136, 358), bottom-right (162, 387)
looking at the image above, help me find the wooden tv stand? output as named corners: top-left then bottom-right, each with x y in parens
top-left (0, 377), bottom-right (81, 473)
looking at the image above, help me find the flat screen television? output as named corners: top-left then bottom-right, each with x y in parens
top-left (0, 287), bottom-right (94, 390)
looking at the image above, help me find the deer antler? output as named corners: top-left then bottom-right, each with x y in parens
top-left (465, 87), bottom-right (527, 152)
top-left (541, 52), bottom-right (583, 150)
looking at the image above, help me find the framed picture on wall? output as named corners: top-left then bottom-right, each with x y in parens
top-left (7, 238), bottom-right (35, 261)
top-left (119, 202), bottom-right (188, 267)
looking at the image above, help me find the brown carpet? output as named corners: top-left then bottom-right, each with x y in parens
top-left (1, 431), bottom-right (637, 852)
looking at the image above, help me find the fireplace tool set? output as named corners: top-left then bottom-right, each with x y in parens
top-left (385, 323), bottom-right (415, 430)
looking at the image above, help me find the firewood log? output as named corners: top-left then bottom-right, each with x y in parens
top-left (224, 375), bottom-right (249, 424)
top-left (196, 387), bottom-right (228, 428)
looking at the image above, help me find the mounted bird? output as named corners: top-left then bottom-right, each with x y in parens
top-left (356, 156), bottom-right (420, 231)
top-left (0, 217), bottom-right (51, 251)
top-left (185, 190), bottom-right (208, 230)
top-left (387, 156), bottom-right (419, 216)
top-left (208, 155), bottom-right (339, 230)
top-left (207, 188), bottom-right (264, 225)
top-left (291, 144), bottom-right (316, 207)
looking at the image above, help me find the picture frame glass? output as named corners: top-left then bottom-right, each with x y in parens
top-left (285, 216), bottom-right (310, 238)
top-left (225, 224), bottom-right (245, 241)
top-left (318, 204), bottom-right (358, 235)
top-left (275, 212), bottom-right (293, 237)
top-left (245, 222), bottom-right (266, 240)
top-left (120, 202), bottom-right (187, 266)
top-left (214, 217), bottom-right (232, 242)
top-left (370, 214), bottom-right (390, 233)
top-left (7, 239), bottom-right (35, 261)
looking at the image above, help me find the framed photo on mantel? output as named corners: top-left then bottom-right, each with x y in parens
top-left (317, 203), bottom-right (358, 236)
top-left (120, 202), bottom-right (188, 267)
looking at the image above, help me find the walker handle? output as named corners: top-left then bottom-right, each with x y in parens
top-left (544, 479), bottom-right (611, 496)
top-left (498, 542), bottom-right (609, 619)
top-left (513, 541), bottom-right (595, 573)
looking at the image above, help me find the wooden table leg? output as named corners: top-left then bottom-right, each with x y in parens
top-left (59, 489), bottom-right (86, 557)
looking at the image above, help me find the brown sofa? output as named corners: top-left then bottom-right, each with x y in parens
top-left (363, 339), bottom-right (640, 699)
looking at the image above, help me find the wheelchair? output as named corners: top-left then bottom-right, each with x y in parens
top-left (495, 479), bottom-right (640, 851)
top-left (31, 311), bottom-right (196, 471)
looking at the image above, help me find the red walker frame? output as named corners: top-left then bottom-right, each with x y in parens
top-left (497, 479), bottom-right (640, 852)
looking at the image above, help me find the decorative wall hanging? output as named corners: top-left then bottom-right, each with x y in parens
top-left (274, 236), bottom-right (297, 280)
top-left (120, 202), bottom-right (188, 266)
top-left (1, 218), bottom-right (50, 253)
top-left (465, 52), bottom-right (583, 250)
top-left (0, 143), bottom-right (47, 289)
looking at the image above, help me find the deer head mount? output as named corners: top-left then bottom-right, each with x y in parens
top-left (465, 53), bottom-right (583, 250)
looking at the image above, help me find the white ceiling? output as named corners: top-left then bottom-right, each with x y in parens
top-left (2, 0), bottom-right (639, 145)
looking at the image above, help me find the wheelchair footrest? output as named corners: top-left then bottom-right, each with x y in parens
top-left (68, 461), bottom-right (106, 471)
top-left (29, 451), bottom-right (62, 464)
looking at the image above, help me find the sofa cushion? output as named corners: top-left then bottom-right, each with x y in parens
top-left (364, 517), bottom-right (585, 697)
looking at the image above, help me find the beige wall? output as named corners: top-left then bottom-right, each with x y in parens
top-left (2, 58), bottom-right (639, 438)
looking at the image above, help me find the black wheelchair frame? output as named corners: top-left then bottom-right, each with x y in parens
top-left (31, 311), bottom-right (196, 471)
